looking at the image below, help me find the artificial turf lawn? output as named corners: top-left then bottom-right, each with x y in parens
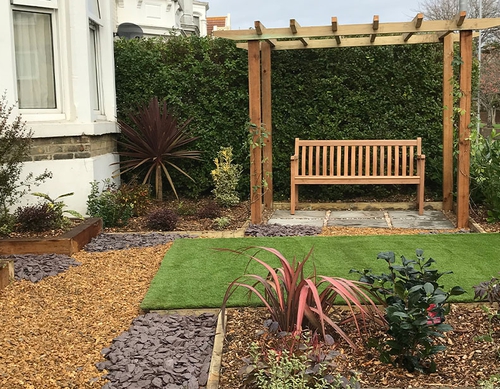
top-left (140, 234), bottom-right (500, 310)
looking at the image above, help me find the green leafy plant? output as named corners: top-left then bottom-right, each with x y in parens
top-left (86, 180), bottom-right (134, 228)
top-left (211, 146), bottom-right (242, 207)
top-left (245, 330), bottom-right (359, 389)
top-left (351, 249), bottom-right (465, 373)
top-left (213, 216), bottom-right (231, 230)
top-left (479, 374), bottom-right (500, 389)
top-left (220, 246), bottom-right (386, 349)
top-left (470, 129), bottom-right (500, 222)
top-left (145, 207), bottom-right (178, 231)
top-left (32, 192), bottom-right (83, 228)
top-left (114, 97), bottom-right (201, 200)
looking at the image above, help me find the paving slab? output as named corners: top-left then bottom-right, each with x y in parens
top-left (388, 210), bottom-right (449, 221)
top-left (271, 209), bottom-right (327, 219)
top-left (268, 209), bottom-right (455, 230)
top-left (267, 218), bottom-right (324, 227)
top-left (391, 219), bottom-right (455, 229)
top-left (329, 210), bottom-right (385, 219)
top-left (327, 218), bottom-right (389, 228)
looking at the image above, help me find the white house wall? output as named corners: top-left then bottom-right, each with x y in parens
top-left (16, 154), bottom-right (120, 216)
top-left (1, 0), bottom-right (119, 216)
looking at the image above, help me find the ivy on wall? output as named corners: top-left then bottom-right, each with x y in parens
top-left (115, 36), bottom-right (444, 201)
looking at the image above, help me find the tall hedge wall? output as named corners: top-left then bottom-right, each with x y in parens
top-left (114, 36), bottom-right (444, 201)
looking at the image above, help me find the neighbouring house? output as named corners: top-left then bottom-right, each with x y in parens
top-left (116, 0), bottom-right (209, 38)
top-left (1, 0), bottom-right (119, 215)
top-left (207, 14), bottom-right (230, 36)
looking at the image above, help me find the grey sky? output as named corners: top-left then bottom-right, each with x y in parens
top-left (207, 1), bottom-right (425, 29)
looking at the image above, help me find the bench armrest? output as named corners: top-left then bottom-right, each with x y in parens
top-left (417, 154), bottom-right (425, 160)
top-left (291, 155), bottom-right (298, 161)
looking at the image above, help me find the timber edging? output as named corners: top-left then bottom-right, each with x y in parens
top-left (0, 217), bottom-right (102, 256)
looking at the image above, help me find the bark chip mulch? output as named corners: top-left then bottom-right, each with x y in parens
top-left (0, 243), bottom-right (173, 388)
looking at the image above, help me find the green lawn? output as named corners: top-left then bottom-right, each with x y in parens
top-left (141, 234), bottom-right (500, 310)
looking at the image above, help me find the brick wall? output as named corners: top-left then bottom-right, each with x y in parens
top-left (29, 134), bottom-right (118, 161)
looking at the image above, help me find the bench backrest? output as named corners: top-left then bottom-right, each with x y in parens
top-left (293, 138), bottom-right (422, 177)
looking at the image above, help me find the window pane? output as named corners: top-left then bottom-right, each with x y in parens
top-left (13, 11), bottom-right (56, 109)
top-left (89, 25), bottom-right (100, 111)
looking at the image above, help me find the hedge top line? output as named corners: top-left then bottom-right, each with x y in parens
top-left (213, 12), bottom-right (500, 49)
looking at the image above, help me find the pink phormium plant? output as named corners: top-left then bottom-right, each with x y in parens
top-left (219, 246), bottom-right (386, 349)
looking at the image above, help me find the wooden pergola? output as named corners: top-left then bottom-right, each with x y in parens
top-left (214, 13), bottom-right (500, 228)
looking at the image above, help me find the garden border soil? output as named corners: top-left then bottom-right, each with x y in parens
top-left (0, 217), bottom-right (102, 256)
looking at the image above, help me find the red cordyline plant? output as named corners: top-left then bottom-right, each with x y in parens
top-left (219, 246), bottom-right (386, 349)
top-left (113, 97), bottom-right (201, 200)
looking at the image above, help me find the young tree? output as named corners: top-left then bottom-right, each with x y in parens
top-left (0, 94), bottom-right (32, 218)
top-left (0, 94), bottom-right (51, 226)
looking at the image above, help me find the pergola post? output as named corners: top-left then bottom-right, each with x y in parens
top-left (261, 41), bottom-right (273, 210)
top-left (456, 30), bottom-right (473, 228)
top-left (248, 40), bottom-right (263, 224)
top-left (442, 34), bottom-right (454, 212)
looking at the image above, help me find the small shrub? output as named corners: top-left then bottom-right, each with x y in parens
top-left (474, 273), bottom-right (500, 305)
top-left (213, 216), bottom-right (231, 230)
top-left (351, 249), bottom-right (465, 373)
top-left (197, 200), bottom-right (221, 219)
top-left (0, 213), bottom-right (16, 236)
top-left (211, 146), bottom-right (242, 207)
top-left (118, 179), bottom-right (152, 217)
top-left (146, 208), bottom-right (178, 231)
top-left (242, 327), bottom-right (360, 389)
top-left (87, 180), bottom-right (134, 228)
top-left (479, 374), bottom-right (500, 389)
top-left (32, 192), bottom-right (83, 229)
top-left (219, 246), bottom-right (385, 350)
top-left (15, 203), bottom-right (59, 232)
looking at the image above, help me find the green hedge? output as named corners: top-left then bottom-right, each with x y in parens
top-left (114, 36), bottom-right (444, 201)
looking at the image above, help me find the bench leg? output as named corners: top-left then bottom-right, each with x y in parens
top-left (290, 185), bottom-right (298, 215)
top-left (417, 183), bottom-right (424, 215)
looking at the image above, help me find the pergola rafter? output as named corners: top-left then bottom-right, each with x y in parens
top-left (214, 14), bottom-right (500, 227)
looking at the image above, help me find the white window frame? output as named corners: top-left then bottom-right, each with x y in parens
top-left (12, 4), bottom-right (63, 120)
top-left (11, 0), bottom-right (58, 8)
top-left (88, 21), bottom-right (105, 119)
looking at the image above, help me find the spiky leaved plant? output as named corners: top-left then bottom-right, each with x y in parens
top-left (114, 97), bottom-right (201, 200)
top-left (219, 246), bottom-right (386, 350)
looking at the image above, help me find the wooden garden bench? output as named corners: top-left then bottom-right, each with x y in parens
top-left (290, 138), bottom-right (425, 215)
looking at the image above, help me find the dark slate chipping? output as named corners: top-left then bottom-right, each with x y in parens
top-left (0, 253), bottom-right (81, 282)
top-left (245, 223), bottom-right (322, 237)
top-left (84, 233), bottom-right (196, 252)
top-left (97, 313), bottom-right (217, 389)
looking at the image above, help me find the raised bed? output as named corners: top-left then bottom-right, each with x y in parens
top-left (0, 218), bottom-right (102, 256)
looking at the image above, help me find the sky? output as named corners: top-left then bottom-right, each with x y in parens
top-left (206, 0), bottom-right (425, 29)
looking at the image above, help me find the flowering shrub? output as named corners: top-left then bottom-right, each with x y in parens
top-left (211, 146), bottom-right (242, 207)
top-left (351, 249), bottom-right (465, 373)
